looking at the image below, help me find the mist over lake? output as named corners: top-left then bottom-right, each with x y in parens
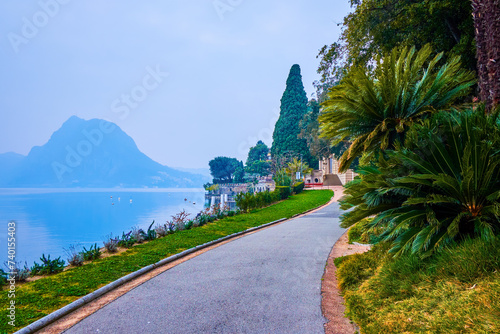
top-left (0, 188), bottom-right (206, 266)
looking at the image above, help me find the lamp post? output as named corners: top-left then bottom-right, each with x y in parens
top-left (300, 154), bottom-right (303, 181)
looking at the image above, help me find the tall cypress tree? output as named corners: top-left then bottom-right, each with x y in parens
top-left (271, 64), bottom-right (313, 166)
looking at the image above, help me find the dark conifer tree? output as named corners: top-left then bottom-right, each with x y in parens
top-left (271, 64), bottom-right (314, 166)
top-left (246, 140), bottom-right (269, 166)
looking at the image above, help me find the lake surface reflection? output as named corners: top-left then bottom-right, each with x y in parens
top-left (0, 188), bottom-right (206, 266)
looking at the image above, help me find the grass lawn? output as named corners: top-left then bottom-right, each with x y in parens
top-left (336, 226), bottom-right (500, 333)
top-left (0, 189), bottom-right (332, 333)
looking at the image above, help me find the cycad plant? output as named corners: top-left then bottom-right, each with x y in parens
top-left (341, 109), bottom-right (500, 257)
top-left (320, 44), bottom-right (476, 172)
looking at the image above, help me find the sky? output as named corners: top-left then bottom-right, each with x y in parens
top-left (0, 0), bottom-right (351, 169)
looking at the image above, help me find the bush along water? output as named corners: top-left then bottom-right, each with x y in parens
top-left (81, 243), bottom-right (101, 261)
top-left (30, 254), bottom-right (65, 276)
top-left (1, 203), bottom-right (240, 284)
top-left (103, 234), bottom-right (120, 253)
top-left (64, 245), bottom-right (84, 267)
top-left (1, 262), bottom-right (31, 283)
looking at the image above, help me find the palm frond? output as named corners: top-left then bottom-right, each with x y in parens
top-left (319, 44), bottom-right (476, 172)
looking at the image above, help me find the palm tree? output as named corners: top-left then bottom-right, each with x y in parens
top-left (471, 0), bottom-right (500, 111)
top-left (341, 109), bottom-right (500, 257)
top-left (286, 158), bottom-right (312, 182)
top-left (319, 44), bottom-right (476, 172)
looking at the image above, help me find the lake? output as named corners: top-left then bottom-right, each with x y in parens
top-left (0, 188), bottom-right (207, 267)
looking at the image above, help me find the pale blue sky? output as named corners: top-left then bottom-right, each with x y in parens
top-left (0, 0), bottom-right (350, 168)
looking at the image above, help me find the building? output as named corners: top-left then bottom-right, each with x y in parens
top-left (205, 177), bottom-right (275, 210)
top-left (305, 155), bottom-right (357, 187)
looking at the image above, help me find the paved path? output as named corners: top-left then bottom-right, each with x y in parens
top-left (65, 201), bottom-right (346, 334)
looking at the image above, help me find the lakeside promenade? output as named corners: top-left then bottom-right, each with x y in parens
top-left (64, 196), bottom-right (346, 333)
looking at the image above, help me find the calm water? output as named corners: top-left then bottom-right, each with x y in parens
top-left (0, 188), bottom-right (206, 266)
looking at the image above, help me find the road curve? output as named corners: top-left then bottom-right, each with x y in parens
top-left (65, 200), bottom-right (346, 334)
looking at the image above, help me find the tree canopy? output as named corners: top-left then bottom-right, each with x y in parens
top-left (319, 45), bottom-right (476, 172)
top-left (271, 64), bottom-right (314, 166)
top-left (317, 0), bottom-right (475, 88)
top-left (313, 0), bottom-right (500, 262)
top-left (208, 156), bottom-right (244, 184)
top-left (245, 160), bottom-right (271, 177)
top-left (246, 140), bottom-right (269, 165)
top-left (298, 99), bottom-right (328, 167)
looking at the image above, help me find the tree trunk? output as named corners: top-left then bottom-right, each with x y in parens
top-left (472, 0), bottom-right (500, 111)
top-left (444, 17), bottom-right (460, 44)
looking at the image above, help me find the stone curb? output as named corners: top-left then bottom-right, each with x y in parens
top-left (15, 217), bottom-right (288, 334)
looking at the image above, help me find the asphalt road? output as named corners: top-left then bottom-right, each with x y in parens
top-left (65, 201), bottom-right (346, 334)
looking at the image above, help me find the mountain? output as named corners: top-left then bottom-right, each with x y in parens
top-left (173, 167), bottom-right (211, 179)
top-left (0, 152), bottom-right (25, 182)
top-left (0, 116), bottom-right (210, 188)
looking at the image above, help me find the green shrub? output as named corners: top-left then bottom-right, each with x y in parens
top-left (348, 219), bottom-right (382, 244)
top-left (0, 269), bottom-right (7, 285)
top-left (273, 169), bottom-right (292, 187)
top-left (246, 192), bottom-right (256, 210)
top-left (131, 227), bottom-right (145, 243)
top-left (348, 221), bottom-right (365, 244)
top-left (196, 214), bottom-right (209, 226)
top-left (255, 191), bottom-right (266, 208)
top-left (293, 181), bottom-right (305, 194)
top-left (271, 189), bottom-right (281, 202)
top-left (334, 256), bottom-right (348, 267)
top-left (235, 192), bottom-right (248, 212)
top-left (1, 262), bottom-right (31, 282)
top-left (235, 189), bottom-right (282, 212)
top-left (185, 220), bottom-right (194, 230)
top-left (65, 245), bottom-right (84, 267)
top-left (341, 110), bottom-right (500, 257)
top-left (80, 243), bottom-right (101, 261)
top-left (275, 186), bottom-right (291, 200)
top-left (30, 254), bottom-right (65, 276)
top-left (103, 234), bottom-right (120, 252)
top-left (118, 231), bottom-right (136, 248)
top-left (143, 221), bottom-right (157, 240)
top-left (337, 249), bottom-right (381, 291)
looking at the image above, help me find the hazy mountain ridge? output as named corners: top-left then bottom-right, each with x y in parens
top-left (173, 167), bottom-right (211, 178)
top-left (0, 116), bottom-right (209, 188)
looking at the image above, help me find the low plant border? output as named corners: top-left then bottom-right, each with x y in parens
top-left (11, 189), bottom-right (333, 334)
